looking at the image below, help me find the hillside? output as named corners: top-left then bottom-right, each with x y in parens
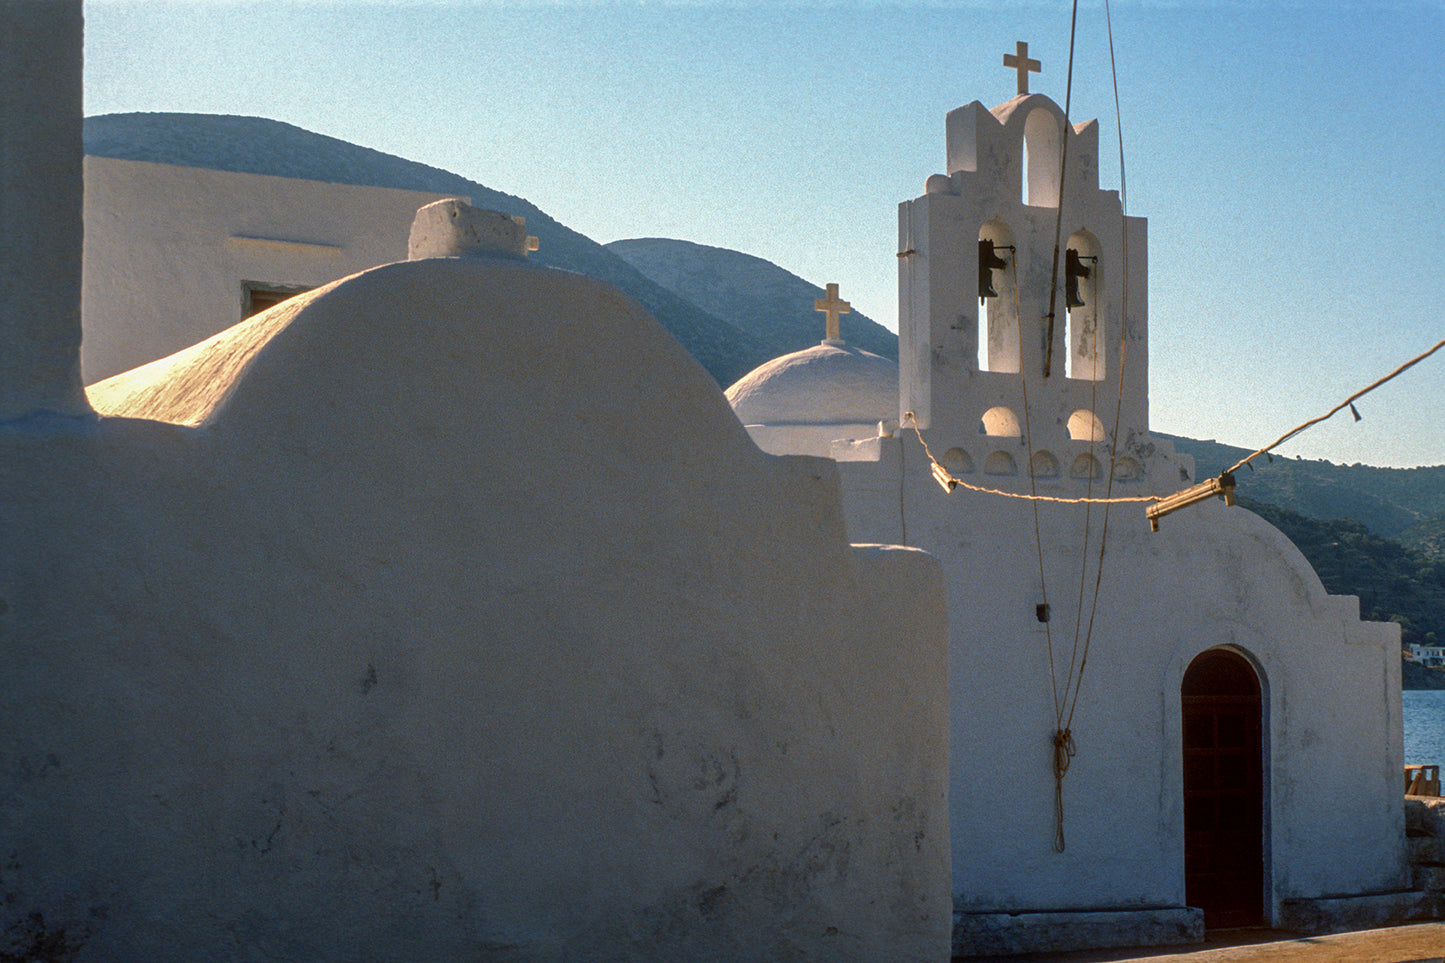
top-left (1239, 497), bottom-right (1445, 689)
top-left (606, 237), bottom-right (898, 365)
top-left (84, 113), bottom-right (770, 387)
top-left (1160, 433), bottom-right (1445, 551)
top-left (1400, 513), bottom-right (1445, 559)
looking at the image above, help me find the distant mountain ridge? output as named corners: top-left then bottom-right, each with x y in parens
top-left (84, 113), bottom-right (771, 387)
top-left (606, 238), bottom-right (897, 364)
top-left (1158, 433), bottom-right (1445, 550)
top-left (84, 112), bottom-right (1442, 561)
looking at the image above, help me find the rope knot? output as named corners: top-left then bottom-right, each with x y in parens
top-left (1053, 727), bottom-right (1077, 779)
top-left (1052, 727), bottom-right (1077, 853)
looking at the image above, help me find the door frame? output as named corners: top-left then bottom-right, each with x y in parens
top-left (1181, 645), bottom-right (1271, 929)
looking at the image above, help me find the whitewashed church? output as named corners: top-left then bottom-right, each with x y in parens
top-left (0, 4), bottom-right (1428, 960)
top-left (727, 49), bottom-right (1417, 954)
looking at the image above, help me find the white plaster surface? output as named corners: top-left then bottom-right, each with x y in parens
top-left (6, 255), bottom-right (952, 961)
top-left (0, 0), bottom-right (89, 419)
top-left (80, 156), bottom-right (466, 382)
top-left (729, 89), bottom-right (1408, 951)
top-left (726, 340), bottom-right (898, 457)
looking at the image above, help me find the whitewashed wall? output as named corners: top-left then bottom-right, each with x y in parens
top-left (81, 156), bottom-right (464, 381)
top-left (3, 255), bottom-right (952, 962)
top-left (840, 458), bottom-right (1404, 922)
top-left (735, 88), bottom-right (1410, 953)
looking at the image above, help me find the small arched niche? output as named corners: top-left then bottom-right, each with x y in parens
top-left (1067, 409), bottom-right (1106, 442)
top-left (977, 220), bottom-right (1020, 374)
top-left (980, 406), bottom-right (1021, 437)
top-left (1023, 107), bottom-right (1063, 207)
top-left (1070, 454), bottom-right (1102, 480)
top-left (1065, 229), bottom-right (1104, 381)
top-left (941, 447), bottom-right (975, 475)
top-left (984, 451), bottom-right (1018, 476)
top-left (1029, 451), bottom-right (1060, 479)
top-left (1112, 456), bottom-right (1141, 482)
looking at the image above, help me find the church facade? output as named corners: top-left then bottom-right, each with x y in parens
top-left (2, 2), bottom-right (1428, 956)
top-left (729, 73), bottom-right (1418, 955)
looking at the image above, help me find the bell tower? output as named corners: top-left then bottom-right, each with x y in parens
top-left (897, 50), bottom-right (1151, 487)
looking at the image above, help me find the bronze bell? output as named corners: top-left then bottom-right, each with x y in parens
top-left (979, 240), bottom-right (1009, 300)
top-left (1065, 248), bottom-right (1093, 309)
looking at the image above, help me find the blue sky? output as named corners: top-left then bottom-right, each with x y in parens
top-left (84, 1), bottom-right (1444, 467)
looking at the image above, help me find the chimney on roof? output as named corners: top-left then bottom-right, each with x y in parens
top-left (408, 199), bottom-right (539, 262)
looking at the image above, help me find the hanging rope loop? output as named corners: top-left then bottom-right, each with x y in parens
top-left (1052, 727), bottom-right (1077, 852)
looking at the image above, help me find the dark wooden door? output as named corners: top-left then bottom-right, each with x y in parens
top-left (1183, 649), bottom-right (1265, 928)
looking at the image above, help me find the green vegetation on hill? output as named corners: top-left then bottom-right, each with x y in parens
top-left (1400, 512), bottom-right (1445, 560)
top-left (1403, 659), bottom-right (1445, 690)
top-left (1161, 433), bottom-right (1445, 545)
top-left (1238, 496), bottom-right (1445, 650)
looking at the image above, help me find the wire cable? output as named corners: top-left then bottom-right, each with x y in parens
top-left (1063, 0), bottom-right (1134, 776)
top-left (1226, 337), bottom-right (1445, 476)
top-left (1041, 2), bottom-right (1083, 380)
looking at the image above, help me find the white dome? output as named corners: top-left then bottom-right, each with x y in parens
top-left (726, 340), bottom-right (898, 427)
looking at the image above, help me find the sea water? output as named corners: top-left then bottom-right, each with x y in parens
top-left (1404, 689), bottom-right (1445, 767)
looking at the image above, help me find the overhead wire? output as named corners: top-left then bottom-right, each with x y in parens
top-left (908, 0), bottom-right (1439, 859)
top-left (1225, 337), bottom-right (1445, 476)
top-left (1013, 241), bottom-right (1060, 782)
top-left (1041, 0), bottom-right (1082, 380)
top-left (1063, 0), bottom-right (1133, 792)
top-left (1045, 0), bottom-right (1085, 854)
top-left (919, 0), bottom-right (1130, 853)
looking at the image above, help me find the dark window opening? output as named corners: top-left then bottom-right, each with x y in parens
top-left (242, 282), bottom-right (313, 319)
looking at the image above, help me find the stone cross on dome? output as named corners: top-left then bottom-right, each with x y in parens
top-left (814, 283), bottom-right (851, 344)
top-left (1003, 41), bottom-right (1041, 95)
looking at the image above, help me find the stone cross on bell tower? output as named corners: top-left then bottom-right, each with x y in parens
top-left (1003, 41), bottom-right (1041, 95)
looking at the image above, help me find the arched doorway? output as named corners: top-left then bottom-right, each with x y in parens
top-left (1182, 648), bottom-right (1265, 928)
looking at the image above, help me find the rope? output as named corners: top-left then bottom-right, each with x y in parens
top-left (1013, 251), bottom-right (1059, 740)
top-left (1052, 727), bottom-right (1077, 852)
top-left (1058, 0), bottom-right (1135, 810)
top-left (1044, 0), bottom-right (1084, 852)
top-left (1041, 2), bottom-right (1082, 380)
top-left (1226, 336), bottom-right (1445, 476)
top-left (904, 417), bottom-right (1159, 505)
top-left (1072, 337), bottom-right (1130, 734)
